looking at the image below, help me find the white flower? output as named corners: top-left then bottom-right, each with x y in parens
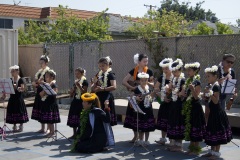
top-left (41, 95), bottom-right (48, 101)
top-left (9, 65), bottom-right (19, 70)
top-left (171, 72), bottom-right (184, 102)
top-left (184, 62), bottom-right (200, 69)
top-left (133, 53), bottom-right (139, 64)
top-left (98, 68), bottom-right (112, 87)
top-left (75, 76), bottom-right (87, 99)
top-left (204, 65), bottom-right (218, 73)
top-left (105, 56), bottom-right (111, 63)
top-left (159, 58), bottom-right (173, 68)
top-left (48, 69), bottom-right (56, 76)
top-left (137, 72), bottom-right (149, 79)
top-left (179, 73), bottom-right (185, 78)
top-left (35, 66), bottom-right (50, 80)
top-left (40, 55), bottom-right (50, 62)
top-left (205, 90), bottom-right (213, 97)
top-left (169, 59), bottom-right (183, 71)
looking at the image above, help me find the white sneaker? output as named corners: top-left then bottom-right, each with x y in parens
top-left (143, 141), bottom-right (150, 146)
top-left (135, 140), bottom-right (144, 146)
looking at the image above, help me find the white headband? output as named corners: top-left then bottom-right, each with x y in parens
top-left (47, 69), bottom-right (56, 76)
top-left (40, 55), bottom-right (50, 62)
top-left (169, 59), bottom-right (183, 71)
top-left (9, 65), bottom-right (19, 70)
top-left (184, 62), bottom-right (200, 69)
top-left (159, 58), bottom-right (173, 68)
top-left (204, 65), bottom-right (218, 73)
top-left (137, 72), bottom-right (149, 79)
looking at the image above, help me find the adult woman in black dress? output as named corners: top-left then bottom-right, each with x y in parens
top-left (31, 55), bottom-right (50, 133)
top-left (2, 65), bottom-right (29, 132)
top-left (217, 54), bottom-right (237, 110)
top-left (92, 56), bottom-right (117, 126)
top-left (122, 53), bottom-right (154, 142)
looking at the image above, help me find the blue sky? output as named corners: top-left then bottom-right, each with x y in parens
top-left (1, 0), bottom-right (240, 25)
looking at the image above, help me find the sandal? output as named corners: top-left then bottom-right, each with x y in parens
top-left (208, 151), bottom-right (221, 160)
top-left (46, 132), bottom-right (55, 138)
top-left (12, 125), bottom-right (17, 132)
top-left (143, 141), bottom-right (150, 147)
top-left (155, 138), bottom-right (167, 145)
top-left (17, 125), bottom-right (23, 132)
top-left (45, 129), bottom-right (50, 134)
top-left (188, 152), bottom-right (199, 156)
top-left (129, 136), bottom-right (137, 143)
top-left (68, 135), bottom-right (76, 139)
top-left (36, 129), bottom-right (45, 133)
top-left (202, 153), bottom-right (212, 157)
top-left (170, 146), bottom-right (183, 152)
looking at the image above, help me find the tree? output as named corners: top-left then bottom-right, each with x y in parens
top-left (127, 9), bottom-right (191, 39)
top-left (127, 9), bottom-right (192, 77)
top-left (216, 22), bottom-right (234, 34)
top-left (18, 5), bottom-right (112, 45)
top-left (236, 19), bottom-right (240, 27)
top-left (190, 22), bottom-right (215, 35)
top-left (159, 0), bottom-right (218, 22)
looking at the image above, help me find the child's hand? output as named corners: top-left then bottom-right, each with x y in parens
top-left (13, 83), bottom-right (17, 89)
top-left (17, 87), bottom-right (22, 92)
top-left (189, 84), bottom-right (195, 91)
top-left (94, 86), bottom-right (103, 92)
top-left (135, 95), bottom-right (143, 101)
top-left (164, 97), bottom-right (171, 103)
top-left (75, 81), bottom-right (80, 87)
top-left (1, 92), bottom-right (6, 100)
top-left (38, 78), bottom-right (44, 84)
top-left (218, 77), bottom-right (227, 84)
top-left (39, 91), bottom-right (46, 97)
top-left (104, 100), bottom-right (109, 108)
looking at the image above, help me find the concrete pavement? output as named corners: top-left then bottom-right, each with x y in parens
top-left (0, 107), bottom-right (240, 160)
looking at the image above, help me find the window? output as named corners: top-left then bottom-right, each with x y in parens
top-left (0, 18), bottom-right (13, 29)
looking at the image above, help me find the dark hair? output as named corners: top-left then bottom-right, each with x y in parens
top-left (171, 62), bottom-right (182, 71)
top-left (40, 55), bottom-right (50, 63)
top-left (222, 54), bottom-right (236, 61)
top-left (208, 71), bottom-right (219, 78)
top-left (75, 67), bottom-right (86, 75)
top-left (85, 95), bottom-right (101, 108)
top-left (138, 54), bottom-right (148, 62)
top-left (189, 67), bottom-right (200, 74)
top-left (98, 57), bottom-right (112, 66)
top-left (163, 60), bottom-right (171, 64)
top-left (45, 70), bottom-right (56, 79)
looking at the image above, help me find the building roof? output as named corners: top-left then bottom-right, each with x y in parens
top-left (0, 4), bottom-right (98, 19)
top-left (191, 20), bottom-right (240, 34)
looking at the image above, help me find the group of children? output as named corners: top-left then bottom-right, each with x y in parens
top-left (0, 53), bottom-right (237, 158)
top-left (123, 53), bottom-right (236, 159)
top-left (0, 55), bottom-right (60, 138)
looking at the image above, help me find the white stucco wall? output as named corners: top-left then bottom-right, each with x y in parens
top-left (0, 29), bottom-right (18, 78)
top-left (0, 16), bottom-right (48, 29)
top-left (0, 16), bottom-right (25, 29)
